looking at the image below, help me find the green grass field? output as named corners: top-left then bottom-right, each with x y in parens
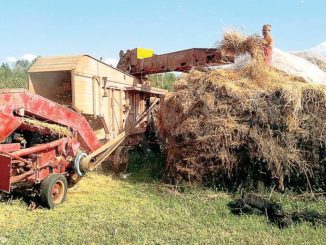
top-left (0, 151), bottom-right (325, 245)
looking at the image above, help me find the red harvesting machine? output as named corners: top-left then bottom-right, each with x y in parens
top-left (0, 89), bottom-right (114, 208)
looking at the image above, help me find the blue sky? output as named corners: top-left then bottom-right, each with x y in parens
top-left (0, 0), bottom-right (325, 64)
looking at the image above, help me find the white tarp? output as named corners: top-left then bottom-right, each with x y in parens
top-left (272, 48), bottom-right (326, 85)
top-left (218, 48), bottom-right (326, 85)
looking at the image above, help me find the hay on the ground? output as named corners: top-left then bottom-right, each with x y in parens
top-left (157, 31), bottom-right (326, 191)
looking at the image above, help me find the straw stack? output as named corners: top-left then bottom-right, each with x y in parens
top-left (157, 31), bottom-right (326, 191)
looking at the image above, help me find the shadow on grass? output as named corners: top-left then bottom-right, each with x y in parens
top-left (0, 186), bottom-right (41, 209)
top-left (125, 143), bottom-right (165, 183)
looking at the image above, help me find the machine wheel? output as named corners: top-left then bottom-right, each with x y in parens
top-left (112, 146), bottom-right (129, 173)
top-left (40, 174), bottom-right (68, 209)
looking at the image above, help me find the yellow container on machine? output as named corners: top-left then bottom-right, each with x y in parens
top-left (136, 48), bottom-right (154, 59)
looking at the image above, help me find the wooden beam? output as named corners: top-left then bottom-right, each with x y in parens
top-left (119, 89), bottom-right (123, 132)
top-left (98, 77), bottom-right (102, 116)
top-left (107, 88), bottom-right (112, 135)
top-left (111, 88), bottom-right (115, 133)
top-left (81, 131), bottom-right (127, 172)
top-left (71, 70), bottom-right (76, 110)
top-left (133, 92), bottom-right (137, 123)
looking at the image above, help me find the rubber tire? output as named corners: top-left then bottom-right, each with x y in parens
top-left (40, 174), bottom-right (68, 209)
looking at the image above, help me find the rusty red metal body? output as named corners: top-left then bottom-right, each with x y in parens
top-left (0, 89), bottom-right (101, 152)
top-left (0, 89), bottom-right (102, 193)
top-left (117, 48), bottom-right (235, 78)
top-left (0, 155), bottom-right (11, 193)
top-left (13, 138), bottom-right (67, 157)
top-left (0, 143), bottom-right (20, 152)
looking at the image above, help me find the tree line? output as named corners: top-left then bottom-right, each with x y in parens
top-left (0, 59), bottom-right (34, 89)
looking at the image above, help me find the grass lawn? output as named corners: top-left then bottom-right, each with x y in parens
top-left (0, 151), bottom-right (325, 245)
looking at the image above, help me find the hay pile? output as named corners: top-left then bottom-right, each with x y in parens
top-left (158, 31), bottom-right (326, 191)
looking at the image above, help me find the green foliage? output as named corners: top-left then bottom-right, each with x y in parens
top-left (149, 72), bottom-right (178, 91)
top-left (0, 59), bottom-right (35, 89)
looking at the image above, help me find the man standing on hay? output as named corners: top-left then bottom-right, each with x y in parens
top-left (262, 24), bottom-right (273, 66)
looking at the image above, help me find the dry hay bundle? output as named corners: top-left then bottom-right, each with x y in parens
top-left (157, 32), bottom-right (326, 191)
top-left (23, 117), bottom-right (71, 136)
top-left (217, 30), bottom-right (263, 57)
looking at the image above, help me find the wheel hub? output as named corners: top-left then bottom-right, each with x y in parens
top-left (51, 180), bottom-right (64, 204)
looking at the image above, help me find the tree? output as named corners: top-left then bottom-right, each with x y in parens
top-left (0, 63), bottom-right (11, 81)
top-left (149, 72), bottom-right (178, 91)
top-left (0, 59), bottom-right (33, 89)
top-left (1, 63), bottom-right (10, 70)
top-left (15, 59), bottom-right (31, 70)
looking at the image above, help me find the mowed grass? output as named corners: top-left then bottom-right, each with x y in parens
top-left (0, 151), bottom-right (325, 245)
